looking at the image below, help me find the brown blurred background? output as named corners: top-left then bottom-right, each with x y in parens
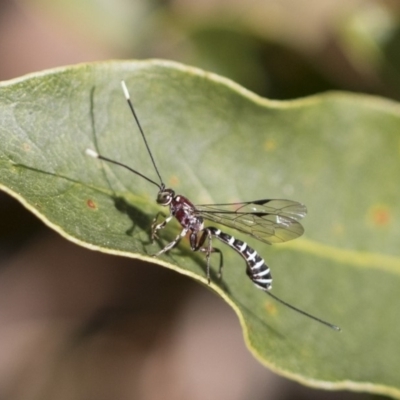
top-left (0, 0), bottom-right (398, 399)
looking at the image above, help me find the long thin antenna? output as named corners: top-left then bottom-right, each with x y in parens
top-left (265, 291), bottom-right (341, 331)
top-left (85, 149), bottom-right (162, 189)
top-left (121, 81), bottom-right (164, 186)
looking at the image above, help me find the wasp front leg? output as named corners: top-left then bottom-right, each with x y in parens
top-left (151, 211), bottom-right (172, 241)
top-left (151, 211), bottom-right (188, 257)
top-left (152, 228), bottom-right (188, 257)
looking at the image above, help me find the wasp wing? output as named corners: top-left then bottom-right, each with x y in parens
top-left (195, 199), bottom-right (307, 244)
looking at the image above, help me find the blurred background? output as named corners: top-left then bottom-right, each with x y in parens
top-left (0, 0), bottom-right (399, 399)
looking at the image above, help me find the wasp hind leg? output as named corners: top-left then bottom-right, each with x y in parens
top-left (191, 228), bottom-right (223, 284)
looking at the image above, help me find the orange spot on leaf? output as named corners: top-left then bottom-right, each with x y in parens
top-left (264, 301), bottom-right (278, 316)
top-left (332, 222), bottom-right (345, 235)
top-left (87, 199), bottom-right (97, 209)
top-left (169, 175), bottom-right (180, 186)
top-left (369, 205), bottom-right (391, 226)
top-left (264, 139), bottom-right (277, 152)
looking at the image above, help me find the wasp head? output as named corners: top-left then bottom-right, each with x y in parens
top-left (156, 188), bottom-right (175, 206)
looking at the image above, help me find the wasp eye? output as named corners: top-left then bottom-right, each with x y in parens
top-left (157, 190), bottom-right (173, 205)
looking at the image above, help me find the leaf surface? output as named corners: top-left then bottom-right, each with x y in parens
top-left (1, 60), bottom-right (400, 397)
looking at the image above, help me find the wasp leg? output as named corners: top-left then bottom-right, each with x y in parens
top-left (191, 229), bottom-right (223, 284)
top-left (151, 212), bottom-right (172, 241)
top-left (152, 228), bottom-right (188, 257)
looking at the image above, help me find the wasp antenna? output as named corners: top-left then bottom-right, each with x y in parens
top-left (85, 148), bottom-right (162, 189)
top-left (266, 291), bottom-right (341, 331)
top-left (85, 148), bottom-right (99, 158)
top-left (121, 80), bottom-right (130, 100)
top-left (120, 80), bottom-right (164, 186)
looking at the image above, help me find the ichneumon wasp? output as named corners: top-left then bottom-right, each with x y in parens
top-left (86, 81), bottom-right (340, 331)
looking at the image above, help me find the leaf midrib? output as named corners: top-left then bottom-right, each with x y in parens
top-left (287, 238), bottom-right (400, 274)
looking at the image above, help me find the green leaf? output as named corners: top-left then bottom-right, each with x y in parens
top-left (1, 60), bottom-right (400, 397)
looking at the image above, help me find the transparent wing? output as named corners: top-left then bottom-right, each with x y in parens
top-left (195, 199), bottom-right (307, 244)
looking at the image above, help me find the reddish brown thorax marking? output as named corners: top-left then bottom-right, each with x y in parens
top-left (170, 195), bottom-right (203, 231)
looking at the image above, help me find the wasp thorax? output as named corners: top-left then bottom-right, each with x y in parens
top-left (156, 188), bottom-right (175, 205)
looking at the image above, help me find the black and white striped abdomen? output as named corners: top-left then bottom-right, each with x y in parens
top-left (207, 227), bottom-right (272, 290)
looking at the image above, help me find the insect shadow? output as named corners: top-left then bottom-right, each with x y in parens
top-left (111, 195), bottom-right (228, 289)
top-left (112, 195), bottom-right (155, 245)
